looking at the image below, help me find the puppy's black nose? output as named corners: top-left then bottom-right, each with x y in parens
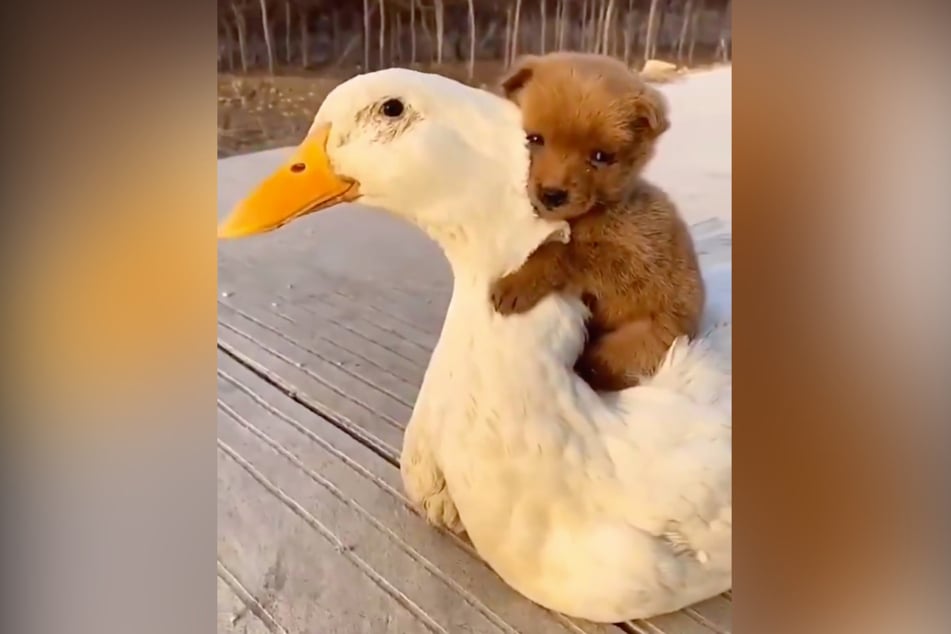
top-left (538, 187), bottom-right (569, 209)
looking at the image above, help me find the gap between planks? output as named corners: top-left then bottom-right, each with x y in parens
top-left (218, 340), bottom-right (401, 465)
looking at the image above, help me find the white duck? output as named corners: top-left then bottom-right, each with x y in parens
top-left (218, 68), bottom-right (732, 623)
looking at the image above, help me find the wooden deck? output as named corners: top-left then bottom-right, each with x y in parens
top-left (217, 150), bottom-right (732, 634)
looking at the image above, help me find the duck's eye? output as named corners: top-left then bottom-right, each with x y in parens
top-left (590, 150), bottom-right (615, 166)
top-left (526, 133), bottom-right (544, 146)
top-left (380, 98), bottom-right (405, 118)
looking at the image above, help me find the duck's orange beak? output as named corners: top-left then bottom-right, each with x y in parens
top-left (217, 124), bottom-right (360, 239)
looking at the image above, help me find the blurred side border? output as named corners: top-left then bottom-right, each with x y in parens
top-left (0, 1), bottom-right (949, 634)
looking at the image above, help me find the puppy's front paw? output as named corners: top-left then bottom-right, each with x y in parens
top-left (574, 355), bottom-right (604, 388)
top-left (490, 276), bottom-right (545, 315)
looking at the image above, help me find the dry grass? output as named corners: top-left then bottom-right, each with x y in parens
top-left (217, 74), bottom-right (342, 157)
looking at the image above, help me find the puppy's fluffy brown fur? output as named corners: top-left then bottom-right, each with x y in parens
top-left (491, 52), bottom-right (705, 391)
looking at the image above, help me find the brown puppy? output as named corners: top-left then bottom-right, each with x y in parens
top-left (491, 52), bottom-right (705, 391)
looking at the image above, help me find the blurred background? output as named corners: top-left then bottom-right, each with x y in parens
top-left (217, 0), bottom-right (733, 155)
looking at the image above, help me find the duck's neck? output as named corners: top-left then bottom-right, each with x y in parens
top-left (428, 243), bottom-right (591, 408)
top-left (420, 255), bottom-right (606, 475)
top-left (419, 194), bottom-right (569, 285)
top-left (412, 184), bottom-right (580, 375)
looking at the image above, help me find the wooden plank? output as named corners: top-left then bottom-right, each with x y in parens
top-left (636, 609), bottom-right (721, 634)
top-left (219, 417), bottom-right (502, 633)
top-left (217, 352), bottom-right (615, 634)
top-left (685, 595), bottom-right (732, 633)
top-left (285, 290), bottom-right (435, 367)
top-left (220, 253), bottom-right (445, 347)
top-left (217, 574), bottom-right (273, 634)
top-left (270, 293), bottom-right (428, 376)
top-left (221, 294), bottom-right (424, 403)
top-left (216, 278), bottom-right (442, 470)
top-left (218, 320), bottom-right (404, 462)
top-left (220, 305), bottom-right (411, 425)
top-left (218, 348), bottom-right (404, 491)
top-left (216, 209), bottom-right (451, 346)
top-left (217, 441), bottom-right (434, 633)
top-left (304, 267), bottom-right (448, 336)
top-left (320, 284), bottom-right (445, 343)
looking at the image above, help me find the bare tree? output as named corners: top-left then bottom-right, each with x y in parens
top-left (562, 0), bottom-right (571, 51)
top-left (331, 9), bottom-right (339, 58)
top-left (620, 0), bottom-right (630, 56)
top-left (435, 0), bottom-right (446, 64)
top-left (363, 0), bottom-right (371, 69)
top-left (555, 0), bottom-right (566, 51)
top-left (419, 3), bottom-right (434, 57)
top-left (258, 0), bottom-right (275, 74)
top-left (378, 0), bottom-right (386, 68)
top-left (654, 0), bottom-right (669, 59)
top-left (717, 0), bottom-right (732, 61)
top-left (676, 0), bottom-right (694, 66)
top-left (300, 6), bottom-right (309, 67)
top-left (504, 4), bottom-right (513, 66)
top-left (540, 0), bottom-right (547, 54)
top-left (510, 0), bottom-right (523, 62)
top-left (592, 0), bottom-right (600, 52)
top-left (230, 2), bottom-right (249, 73)
top-left (393, 10), bottom-right (402, 63)
top-left (594, 0), bottom-right (607, 53)
top-left (584, 0), bottom-right (598, 53)
top-left (215, 0), bottom-right (733, 75)
top-left (623, 0), bottom-right (637, 63)
top-left (576, 0), bottom-right (584, 50)
top-left (688, 0), bottom-right (703, 65)
top-left (601, 0), bottom-right (615, 54)
top-left (643, 0), bottom-right (660, 64)
top-left (467, 0), bottom-right (476, 80)
top-left (220, 17), bottom-right (235, 71)
top-left (285, 1), bottom-right (292, 64)
top-left (410, 0), bottom-right (417, 64)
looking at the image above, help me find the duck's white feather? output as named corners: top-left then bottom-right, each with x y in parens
top-left (316, 68), bottom-right (732, 623)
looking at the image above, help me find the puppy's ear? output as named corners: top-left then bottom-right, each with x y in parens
top-left (499, 55), bottom-right (539, 101)
top-left (628, 85), bottom-right (670, 139)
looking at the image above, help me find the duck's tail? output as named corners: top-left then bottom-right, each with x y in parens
top-left (647, 322), bottom-right (732, 415)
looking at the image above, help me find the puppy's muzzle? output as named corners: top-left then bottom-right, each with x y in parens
top-left (538, 187), bottom-right (569, 209)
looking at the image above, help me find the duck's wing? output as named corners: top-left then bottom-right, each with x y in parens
top-left (591, 217), bottom-right (733, 566)
top-left (593, 386), bottom-right (732, 577)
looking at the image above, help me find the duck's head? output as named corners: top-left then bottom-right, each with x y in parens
top-left (218, 68), bottom-right (568, 277)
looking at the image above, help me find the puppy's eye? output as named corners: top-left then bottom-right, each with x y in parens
top-left (380, 98), bottom-right (405, 118)
top-left (526, 133), bottom-right (544, 146)
top-left (590, 150), bottom-right (615, 166)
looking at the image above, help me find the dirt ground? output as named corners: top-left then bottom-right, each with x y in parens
top-left (217, 59), bottom-right (713, 157)
top-left (217, 61), bottom-right (513, 157)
